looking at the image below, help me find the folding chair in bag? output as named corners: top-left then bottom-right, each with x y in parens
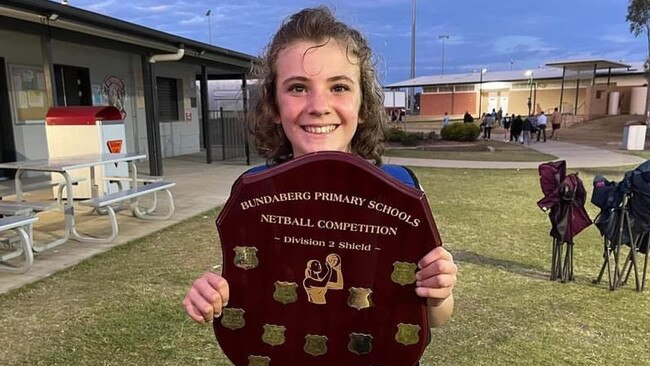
top-left (538, 160), bottom-right (592, 282)
top-left (591, 162), bottom-right (650, 291)
top-left (591, 175), bottom-right (635, 290)
top-left (618, 161), bottom-right (650, 290)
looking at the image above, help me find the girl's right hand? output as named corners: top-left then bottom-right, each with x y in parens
top-left (183, 272), bottom-right (230, 323)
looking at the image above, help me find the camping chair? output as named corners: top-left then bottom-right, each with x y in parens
top-left (591, 161), bottom-right (650, 291)
top-left (592, 189), bottom-right (638, 290)
top-left (617, 161), bottom-right (650, 291)
top-left (537, 161), bottom-right (592, 283)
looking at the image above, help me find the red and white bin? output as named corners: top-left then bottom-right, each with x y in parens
top-left (45, 106), bottom-right (129, 199)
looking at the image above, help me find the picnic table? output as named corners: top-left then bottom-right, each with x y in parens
top-left (0, 153), bottom-right (147, 249)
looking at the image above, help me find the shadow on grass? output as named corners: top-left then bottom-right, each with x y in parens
top-left (452, 249), bottom-right (550, 281)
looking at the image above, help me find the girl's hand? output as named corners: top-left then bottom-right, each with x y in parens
top-left (183, 272), bottom-right (230, 323)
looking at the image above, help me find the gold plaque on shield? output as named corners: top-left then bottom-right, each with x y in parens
top-left (348, 332), bottom-right (373, 355)
top-left (273, 281), bottom-right (298, 305)
top-left (262, 324), bottom-right (286, 346)
top-left (347, 287), bottom-right (373, 310)
top-left (221, 308), bottom-right (245, 330)
top-left (391, 261), bottom-right (417, 286)
top-left (248, 355), bottom-right (271, 366)
top-left (234, 246), bottom-right (259, 270)
top-left (395, 323), bottom-right (421, 346)
top-left (304, 334), bottom-right (328, 356)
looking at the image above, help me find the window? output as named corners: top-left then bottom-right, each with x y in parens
top-left (454, 85), bottom-right (475, 92)
top-left (157, 77), bottom-right (179, 122)
top-left (438, 86), bottom-right (453, 93)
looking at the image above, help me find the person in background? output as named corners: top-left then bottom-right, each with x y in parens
top-left (463, 110), bottom-right (474, 123)
top-left (442, 112), bottom-right (451, 127)
top-left (496, 107), bottom-right (503, 128)
top-left (522, 116), bottom-right (533, 145)
top-left (502, 113), bottom-right (511, 142)
top-left (483, 112), bottom-right (493, 140)
top-left (511, 114), bottom-right (523, 143)
top-left (182, 7), bottom-right (457, 350)
top-left (550, 107), bottom-right (562, 140)
top-left (536, 111), bottom-right (547, 142)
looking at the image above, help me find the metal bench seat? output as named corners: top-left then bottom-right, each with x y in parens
top-left (0, 175), bottom-right (85, 205)
top-left (75, 181), bottom-right (176, 243)
top-left (0, 201), bottom-right (59, 215)
top-left (0, 215), bottom-right (38, 273)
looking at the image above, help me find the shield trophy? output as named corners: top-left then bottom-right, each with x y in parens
top-left (214, 151), bottom-right (443, 366)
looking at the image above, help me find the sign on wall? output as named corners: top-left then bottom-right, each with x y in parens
top-left (8, 64), bottom-right (49, 124)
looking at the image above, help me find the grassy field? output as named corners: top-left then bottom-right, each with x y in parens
top-left (1, 165), bottom-right (649, 365)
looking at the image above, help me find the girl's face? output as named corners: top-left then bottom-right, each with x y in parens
top-left (274, 40), bottom-right (362, 158)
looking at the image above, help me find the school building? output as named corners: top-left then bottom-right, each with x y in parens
top-left (0, 0), bottom-right (254, 178)
top-left (386, 60), bottom-right (648, 122)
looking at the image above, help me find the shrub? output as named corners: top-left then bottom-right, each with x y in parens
top-left (401, 133), bottom-right (420, 146)
top-left (386, 127), bottom-right (406, 142)
top-left (440, 122), bottom-right (480, 141)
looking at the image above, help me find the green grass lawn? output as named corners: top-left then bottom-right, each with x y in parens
top-left (1, 166), bottom-right (649, 365)
top-left (385, 140), bottom-right (558, 162)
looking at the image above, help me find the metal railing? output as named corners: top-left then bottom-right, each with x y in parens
top-left (207, 108), bottom-right (248, 161)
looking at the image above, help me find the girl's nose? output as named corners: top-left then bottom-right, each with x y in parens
top-left (307, 90), bottom-right (331, 116)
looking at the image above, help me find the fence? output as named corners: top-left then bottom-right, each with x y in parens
top-left (207, 108), bottom-right (248, 161)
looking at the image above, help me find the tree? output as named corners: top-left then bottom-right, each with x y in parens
top-left (627, 0), bottom-right (650, 123)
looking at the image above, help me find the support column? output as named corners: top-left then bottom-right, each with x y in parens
top-left (200, 65), bottom-right (212, 164)
top-left (558, 66), bottom-right (566, 114)
top-left (242, 76), bottom-right (250, 165)
top-left (141, 56), bottom-right (163, 176)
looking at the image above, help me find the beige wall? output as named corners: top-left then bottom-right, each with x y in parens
top-left (418, 74), bottom-right (646, 119)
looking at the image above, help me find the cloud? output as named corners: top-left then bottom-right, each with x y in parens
top-left (493, 35), bottom-right (556, 55)
top-left (134, 5), bottom-right (172, 13)
top-left (84, 0), bottom-right (117, 12)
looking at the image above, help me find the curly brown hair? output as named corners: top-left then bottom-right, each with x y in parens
top-left (248, 6), bottom-right (387, 165)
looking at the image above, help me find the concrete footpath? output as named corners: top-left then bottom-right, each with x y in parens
top-left (385, 139), bottom-right (645, 169)
top-left (0, 142), bottom-right (646, 294)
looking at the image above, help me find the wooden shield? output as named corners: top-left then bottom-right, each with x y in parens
top-left (214, 151), bottom-right (442, 366)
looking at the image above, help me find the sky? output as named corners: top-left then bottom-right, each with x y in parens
top-left (52, 0), bottom-right (647, 84)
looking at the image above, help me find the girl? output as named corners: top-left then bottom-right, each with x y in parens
top-left (183, 6), bottom-right (457, 336)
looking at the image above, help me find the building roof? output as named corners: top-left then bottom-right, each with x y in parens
top-left (545, 59), bottom-right (631, 70)
top-left (0, 0), bottom-right (254, 70)
top-left (386, 60), bottom-right (644, 89)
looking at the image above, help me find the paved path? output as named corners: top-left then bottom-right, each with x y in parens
top-left (384, 140), bottom-right (646, 169)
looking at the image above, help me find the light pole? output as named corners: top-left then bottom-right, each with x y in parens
top-left (409, 0), bottom-right (417, 113)
top-left (478, 68), bottom-right (487, 117)
top-left (510, 59), bottom-right (514, 70)
top-left (438, 35), bottom-right (449, 76)
top-left (525, 70), bottom-right (534, 116)
top-left (206, 10), bottom-right (212, 44)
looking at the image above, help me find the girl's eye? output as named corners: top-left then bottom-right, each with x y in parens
top-left (288, 84), bottom-right (306, 93)
top-left (332, 84), bottom-right (350, 92)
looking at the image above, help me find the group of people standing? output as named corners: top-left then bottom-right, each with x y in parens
top-left (480, 107), bottom-right (562, 145)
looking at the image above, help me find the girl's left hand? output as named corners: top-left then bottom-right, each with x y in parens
top-left (415, 246), bottom-right (457, 303)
